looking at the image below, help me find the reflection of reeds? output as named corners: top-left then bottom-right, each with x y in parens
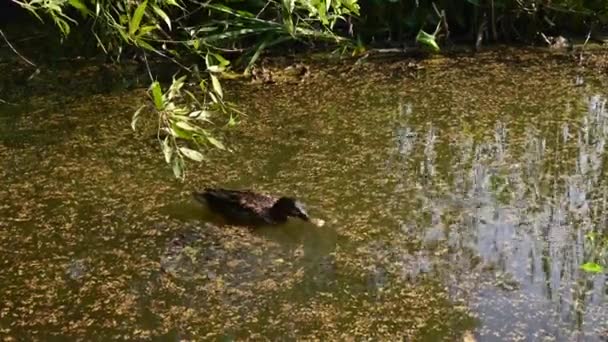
top-left (390, 93), bottom-right (608, 337)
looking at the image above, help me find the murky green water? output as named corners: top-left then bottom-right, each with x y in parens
top-left (1, 51), bottom-right (607, 341)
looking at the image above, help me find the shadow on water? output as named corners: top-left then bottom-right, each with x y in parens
top-left (161, 198), bottom-right (341, 288)
top-left (161, 197), bottom-right (339, 261)
top-left (2, 51), bottom-right (608, 340)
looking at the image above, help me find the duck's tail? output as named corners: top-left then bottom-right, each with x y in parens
top-left (192, 190), bottom-right (210, 204)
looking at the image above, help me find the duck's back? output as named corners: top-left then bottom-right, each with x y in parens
top-left (195, 188), bottom-right (278, 225)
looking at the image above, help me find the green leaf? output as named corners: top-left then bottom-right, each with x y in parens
top-left (227, 115), bottom-right (237, 126)
top-left (166, 0), bottom-right (184, 9)
top-left (47, 4), bottom-right (63, 13)
top-left (172, 157), bottom-right (184, 179)
top-left (189, 39), bottom-right (200, 50)
top-left (129, 0), bottom-right (148, 35)
top-left (68, 0), bottom-right (90, 16)
top-left (210, 53), bottom-right (230, 67)
top-left (169, 124), bottom-right (192, 139)
top-left (136, 25), bottom-right (157, 37)
top-left (207, 136), bottom-right (226, 150)
top-left (179, 147), bottom-right (204, 162)
top-left (581, 262), bottom-right (604, 273)
top-left (209, 91), bottom-right (219, 104)
top-left (175, 120), bottom-right (202, 133)
top-left (342, 0), bottom-right (360, 15)
top-left (54, 17), bottom-right (71, 36)
top-left (210, 74), bottom-right (223, 99)
top-left (282, 9), bottom-right (295, 35)
top-left (245, 39), bottom-right (268, 73)
top-left (316, 2), bottom-right (328, 25)
top-left (150, 81), bottom-right (164, 110)
top-left (189, 110), bottom-right (213, 122)
top-left (416, 29), bottom-right (440, 52)
top-left (152, 5), bottom-right (171, 30)
top-left (116, 26), bottom-right (131, 43)
top-left (283, 0), bottom-right (295, 14)
top-left (131, 105), bottom-right (146, 131)
top-left (162, 136), bottom-right (173, 163)
top-left (167, 75), bottom-right (186, 99)
top-left (207, 65), bottom-right (225, 73)
top-left (135, 38), bottom-right (156, 51)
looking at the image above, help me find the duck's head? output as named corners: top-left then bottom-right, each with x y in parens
top-left (272, 197), bottom-right (310, 221)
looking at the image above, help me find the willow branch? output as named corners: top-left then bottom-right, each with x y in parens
top-left (0, 29), bottom-right (37, 67)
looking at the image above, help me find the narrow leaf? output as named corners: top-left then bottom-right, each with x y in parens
top-left (283, 0), bottom-right (295, 14)
top-left (131, 104), bottom-right (146, 131)
top-left (175, 120), bottom-right (201, 132)
top-left (150, 81), bottom-right (164, 110)
top-left (179, 147), bottom-right (204, 162)
top-left (227, 115), bottom-right (237, 126)
top-left (162, 136), bottom-right (173, 163)
top-left (207, 65), bottom-right (225, 73)
top-left (152, 5), bottom-right (171, 30)
top-left (210, 52), bottom-right (230, 67)
top-left (136, 25), bottom-right (157, 37)
top-left (207, 136), bottom-right (226, 150)
top-left (68, 0), bottom-right (90, 16)
top-left (209, 91), bottom-right (219, 104)
top-left (191, 112), bottom-right (213, 123)
top-left (129, 0), bottom-right (148, 35)
top-left (169, 124), bottom-right (192, 139)
top-left (116, 26), bottom-right (130, 43)
top-left (416, 30), bottom-right (440, 52)
top-left (172, 157), bottom-right (184, 179)
top-left (210, 74), bottom-right (223, 99)
top-left (245, 39), bottom-right (267, 74)
top-left (136, 38), bottom-right (156, 51)
top-left (166, 0), bottom-right (184, 9)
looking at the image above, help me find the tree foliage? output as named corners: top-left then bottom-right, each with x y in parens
top-left (10, 0), bottom-right (360, 179)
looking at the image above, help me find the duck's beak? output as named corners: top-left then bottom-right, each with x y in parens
top-left (296, 211), bottom-right (310, 221)
top-left (310, 217), bottom-right (326, 227)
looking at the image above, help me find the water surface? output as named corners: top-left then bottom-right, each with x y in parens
top-left (1, 51), bottom-right (607, 340)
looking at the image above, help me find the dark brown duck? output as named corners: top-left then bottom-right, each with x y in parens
top-left (193, 188), bottom-right (313, 226)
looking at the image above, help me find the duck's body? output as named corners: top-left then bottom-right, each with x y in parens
top-left (193, 188), bottom-right (309, 226)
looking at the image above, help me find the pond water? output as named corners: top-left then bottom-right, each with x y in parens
top-left (1, 50), bottom-right (607, 341)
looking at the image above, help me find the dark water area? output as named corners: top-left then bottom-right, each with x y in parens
top-left (0, 50), bottom-right (607, 340)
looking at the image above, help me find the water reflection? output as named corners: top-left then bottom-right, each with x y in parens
top-left (391, 93), bottom-right (608, 340)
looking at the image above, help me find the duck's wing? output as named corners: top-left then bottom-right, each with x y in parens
top-left (200, 188), bottom-right (276, 210)
top-left (202, 188), bottom-right (241, 203)
top-left (234, 190), bottom-right (277, 210)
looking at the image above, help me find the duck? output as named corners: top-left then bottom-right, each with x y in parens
top-left (193, 188), bottom-right (314, 226)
